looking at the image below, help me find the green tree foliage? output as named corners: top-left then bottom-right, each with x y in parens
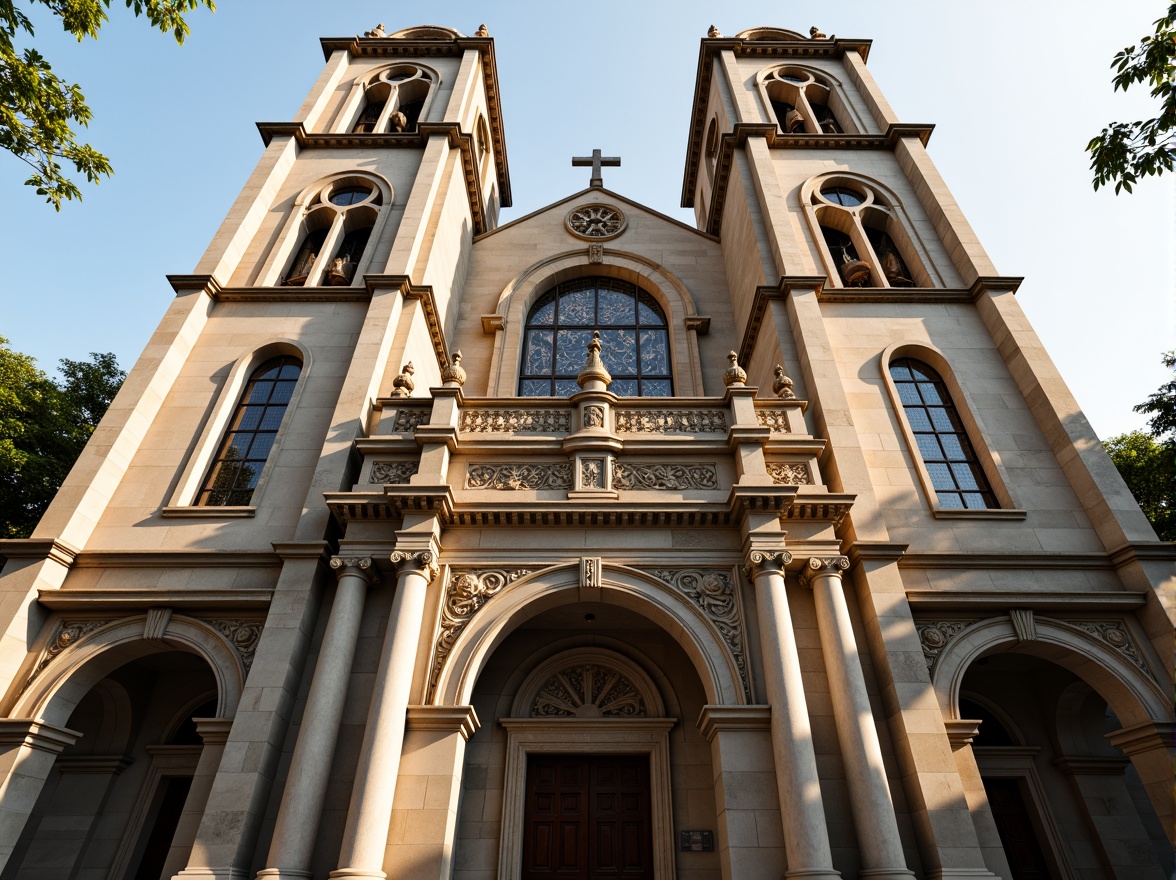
top-left (0, 0), bottom-right (215, 209)
top-left (1104, 351), bottom-right (1176, 541)
top-left (0, 336), bottom-right (125, 538)
top-left (1087, 3), bottom-right (1176, 193)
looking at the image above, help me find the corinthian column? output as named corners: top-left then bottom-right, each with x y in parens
top-left (331, 549), bottom-right (438, 880)
top-left (258, 557), bottom-right (378, 880)
top-left (803, 556), bottom-right (913, 880)
top-left (744, 550), bottom-right (841, 880)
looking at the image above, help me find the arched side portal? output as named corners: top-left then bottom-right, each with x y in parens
top-left (432, 563), bottom-right (746, 709)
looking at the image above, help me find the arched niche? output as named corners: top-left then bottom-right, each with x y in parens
top-left (431, 563), bottom-right (745, 709)
top-left (485, 250), bottom-right (706, 397)
top-left (14, 613), bottom-right (247, 727)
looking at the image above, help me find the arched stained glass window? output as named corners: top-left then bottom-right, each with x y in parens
top-left (889, 358), bottom-right (997, 510)
top-left (519, 278), bottom-right (672, 397)
top-left (197, 356), bottom-right (302, 506)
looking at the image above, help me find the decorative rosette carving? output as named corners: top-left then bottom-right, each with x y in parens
top-left (565, 204), bottom-right (627, 240)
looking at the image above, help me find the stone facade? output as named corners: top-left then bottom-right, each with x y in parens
top-left (0, 22), bottom-right (1172, 880)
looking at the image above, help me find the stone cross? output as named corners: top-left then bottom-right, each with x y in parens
top-left (572, 148), bottom-right (620, 188)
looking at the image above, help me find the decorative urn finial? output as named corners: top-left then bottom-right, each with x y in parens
top-left (723, 351), bottom-right (747, 387)
top-left (772, 364), bottom-right (796, 399)
top-left (441, 351), bottom-right (466, 387)
top-left (707, 24), bottom-right (722, 38)
top-left (577, 330), bottom-right (613, 390)
top-left (391, 362), bottom-right (415, 398)
top-left (475, 23), bottom-right (489, 37)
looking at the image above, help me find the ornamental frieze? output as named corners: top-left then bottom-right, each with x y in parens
top-left (644, 568), bottom-right (752, 701)
top-left (428, 568), bottom-right (536, 699)
top-left (612, 462), bottom-right (718, 490)
top-left (756, 411), bottom-right (791, 433)
top-left (614, 409), bottom-right (728, 433)
top-left (460, 409), bottom-right (571, 433)
top-left (467, 463), bottom-right (574, 490)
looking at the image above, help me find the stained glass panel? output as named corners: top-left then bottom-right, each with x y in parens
top-left (519, 277), bottom-right (672, 398)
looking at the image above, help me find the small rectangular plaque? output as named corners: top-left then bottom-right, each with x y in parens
top-left (679, 830), bottom-right (714, 851)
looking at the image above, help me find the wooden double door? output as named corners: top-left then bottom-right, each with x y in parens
top-left (522, 754), bottom-right (653, 879)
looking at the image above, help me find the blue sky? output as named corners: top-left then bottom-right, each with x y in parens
top-left (0, 1), bottom-right (1171, 437)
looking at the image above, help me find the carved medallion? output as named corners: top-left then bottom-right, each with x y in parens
top-left (566, 204), bottom-right (627, 240)
top-left (531, 662), bottom-right (646, 717)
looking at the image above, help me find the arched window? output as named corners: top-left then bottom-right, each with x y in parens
top-left (812, 180), bottom-right (923, 288)
top-left (762, 67), bottom-right (845, 134)
top-left (888, 358), bottom-right (997, 510)
top-left (518, 278), bottom-right (672, 397)
top-left (281, 179), bottom-right (381, 287)
top-left (196, 357), bottom-right (301, 506)
top-left (349, 66), bottom-right (432, 134)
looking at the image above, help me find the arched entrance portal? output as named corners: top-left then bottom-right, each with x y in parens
top-left (930, 615), bottom-right (1174, 880)
top-left (445, 571), bottom-right (736, 880)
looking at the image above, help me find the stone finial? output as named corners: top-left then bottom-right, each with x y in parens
top-left (707, 24), bottom-right (722, 38)
top-left (809, 26), bottom-right (827, 39)
top-left (577, 331), bottom-right (613, 390)
top-left (364, 23), bottom-right (386, 38)
top-left (772, 364), bottom-right (796, 400)
top-left (388, 110), bottom-right (408, 133)
top-left (441, 351), bottom-right (466, 387)
top-left (391, 362), bottom-right (415, 398)
top-left (723, 351), bottom-right (747, 387)
top-left (475, 23), bottom-right (489, 37)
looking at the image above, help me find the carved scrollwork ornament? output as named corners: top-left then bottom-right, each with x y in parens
top-left (329, 555), bottom-right (379, 584)
top-left (799, 555), bottom-right (850, 587)
top-left (742, 549), bottom-right (793, 578)
top-left (390, 550), bottom-right (439, 582)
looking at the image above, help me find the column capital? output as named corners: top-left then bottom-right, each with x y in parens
top-left (390, 549), bottom-right (439, 582)
top-left (799, 555), bottom-right (850, 588)
top-left (329, 556), bottom-right (380, 585)
top-left (742, 549), bottom-right (792, 578)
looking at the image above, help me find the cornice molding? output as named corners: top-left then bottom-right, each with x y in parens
top-left (70, 551), bottom-right (281, 569)
top-left (37, 589), bottom-right (274, 610)
top-left (898, 552), bottom-right (1117, 571)
top-left (905, 590), bottom-right (1148, 611)
top-left (0, 538), bottom-right (79, 569)
top-left (318, 34), bottom-right (511, 207)
top-left (255, 121), bottom-right (489, 235)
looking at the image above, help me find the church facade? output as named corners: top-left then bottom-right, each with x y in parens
top-left (0, 22), bottom-right (1171, 880)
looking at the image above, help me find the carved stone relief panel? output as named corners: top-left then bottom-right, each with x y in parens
top-left (392, 409), bottom-right (430, 431)
top-left (369, 461), bottom-right (419, 484)
top-left (199, 618), bottom-right (264, 674)
top-left (460, 409), bottom-right (571, 433)
top-left (756, 410), bottom-right (791, 433)
top-left (466, 463), bottom-right (574, 490)
top-left (916, 621), bottom-right (977, 669)
top-left (766, 462), bottom-right (811, 485)
top-left (23, 618), bottom-right (114, 692)
top-left (581, 405), bottom-right (605, 429)
top-left (643, 568), bottom-right (752, 701)
top-left (612, 462), bottom-right (718, 490)
top-left (614, 409), bottom-right (727, 433)
top-left (581, 459), bottom-right (604, 490)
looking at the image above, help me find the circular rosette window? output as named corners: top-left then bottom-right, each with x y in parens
top-left (565, 203), bottom-right (627, 240)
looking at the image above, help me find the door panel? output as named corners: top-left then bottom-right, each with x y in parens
top-left (522, 754), bottom-right (653, 880)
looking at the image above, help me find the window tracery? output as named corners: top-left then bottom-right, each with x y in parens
top-left (518, 277), bottom-right (672, 397)
top-left (281, 179), bottom-right (382, 287)
top-left (349, 65), bottom-right (432, 134)
top-left (762, 66), bottom-right (845, 134)
top-left (812, 181), bottom-right (923, 288)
